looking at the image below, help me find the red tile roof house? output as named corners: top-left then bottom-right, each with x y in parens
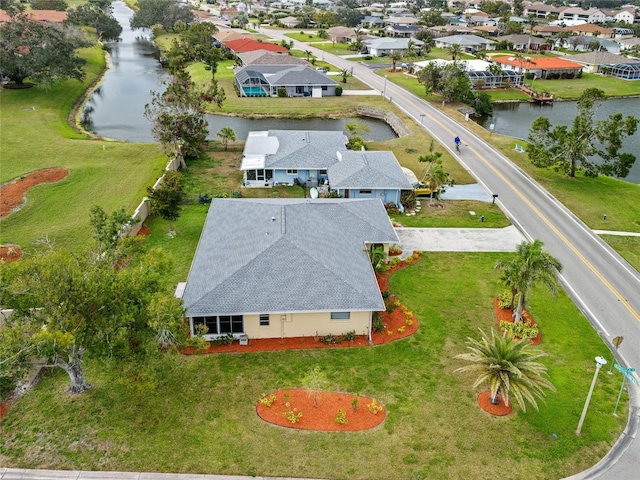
top-left (0, 9), bottom-right (67, 23)
top-left (491, 55), bottom-right (584, 79)
top-left (224, 38), bottom-right (289, 54)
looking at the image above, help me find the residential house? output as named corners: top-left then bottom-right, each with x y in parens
top-left (363, 37), bottom-right (424, 57)
top-left (532, 25), bottom-right (567, 37)
top-left (428, 25), bottom-right (478, 37)
top-left (327, 26), bottom-right (365, 44)
top-left (225, 38), bottom-right (290, 54)
top-left (568, 51), bottom-right (640, 78)
top-left (327, 151), bottom-right (412, 207)
top-left (384, 24), bottom-right (423, 38)
top-left (602, 7), bottom-right (638, 24)
top-left (237, 50), bottom-right (309, 67)
top-left (180, 198), bottom-right (399, 341)
top-left (434, 34), bottom-right (497, 52)
top-left (619, 37), bottom-right (640, 51)
top-left (522, 1), bottom-right (567, 18)
top-left (564, 24), bottom-right (615, 39)
top-left (564, 36), bottom-right (621, 54)
top-left (415, 59), bottom-right (524, 88)
top-left (559, 7), bottom-right (606, 24)
top-left (496, 34), bottom-right (550, 51)
top-left (234, 65), bottom-right (339, 97)
top-left (491, 55), bottom-right (584, 79)
top-left (240, 130), bottom-right (347, 187)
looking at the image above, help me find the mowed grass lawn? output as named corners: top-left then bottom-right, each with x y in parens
top-left (0, 45), bottom-right (167, 249)
top-left (0, 253), bottom-right (626, 480)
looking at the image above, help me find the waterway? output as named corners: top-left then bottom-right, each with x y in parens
top-left (476, 99), bottom-right (640, 184)
top-left (80, 2), bottom-right (396, 143)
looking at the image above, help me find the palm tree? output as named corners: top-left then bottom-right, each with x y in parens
top-left (304, 50), bottom-right (313, 62)
top-left (446, 43), bottom-right (463, 61)
top-left (390, 51), bottom-right (403, 71)
top-left (339, 68), bottom-right (353, 83)
top-left (217, 127), bottom-right (236, 151)
top-left (455, 328), bottom-right (555, 411)
top-left (423, 163), bottom-right (449, 204)
top-left (495, 239), bottom-right (562, 324)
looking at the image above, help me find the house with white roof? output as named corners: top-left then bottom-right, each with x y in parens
top-left (181, 198), bottom-right (399, 341)
top-left (363, 37), bottom-right (424, 56)
top-left (434, 34), bottom-right (497, 51)
top-left (559, 7), bottom-right (606, 24)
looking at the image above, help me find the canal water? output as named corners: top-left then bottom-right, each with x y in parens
top-left (81, 2), bottom-right (396, 143)
top-left (475, 99), bottom-right (640, 184)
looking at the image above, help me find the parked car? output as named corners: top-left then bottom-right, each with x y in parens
top-left (412, 182), bottom-right (432, 197)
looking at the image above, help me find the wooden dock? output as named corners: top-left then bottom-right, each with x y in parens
top-left (518, 84), bottom-right (554, 103)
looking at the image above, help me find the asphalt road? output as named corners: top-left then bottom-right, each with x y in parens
top-left (259, 28), bottom-right (640, 479)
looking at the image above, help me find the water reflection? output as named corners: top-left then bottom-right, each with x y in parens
top-left (81, 1), bottom-right (397, 144)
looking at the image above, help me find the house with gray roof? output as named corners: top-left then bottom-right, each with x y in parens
top-left (237, 50), bottom-right (309, 66)
top-left (240, 130), bottom-right (348, 187)
top-left (180, 198), bottom-right (399, 341)
top-left (496, 34), bottom-right (549, 52)
top-left (363, 37), bottom-right (424, 56)
top-left (328, 151), bottom-right (412, 207)
top-left (234, 65), bottom-right (338, 97)
top-left (434, 34), bottom-right (496, 51)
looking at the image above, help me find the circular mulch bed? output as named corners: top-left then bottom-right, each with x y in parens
top-left (477, 391), bottom-right (512, 416)
top-left (493, 298), bottom-right (541, 346)
top-left (256, 388), bottom-right (386, 431)
top-left (1, 168), bottom-right (69, 218)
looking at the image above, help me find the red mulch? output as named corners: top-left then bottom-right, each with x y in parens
top-left (1, 168), bottom-right (69, 218)
top-left (0, 245), bottom-right (23, 264)
top-left (477, 391), bottom-right (512, 416)
top-left (182, 254), bottom-right (422, 355)
top-left (137, 226), bottom-right (151, 236)
top-left (0, 403), bottom-right (8, 420)
top-left (493, 298), bottom-right (541, 346)
top-left (256, 388), bottom-right (385, 431)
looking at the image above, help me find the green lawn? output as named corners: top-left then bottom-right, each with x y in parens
top-left (390, 200), bottom-right (510, 228)
top-left (0, 46), bottom-right (167, 250)
top-left (530, 73), bottom-right (640, 99)
top-left (0, 254), bottom-right (626, 479)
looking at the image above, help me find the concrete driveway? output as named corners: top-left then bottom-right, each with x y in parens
top-left (396, 225), bottom-right (525, 256)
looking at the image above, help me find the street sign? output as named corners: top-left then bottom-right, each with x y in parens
top-left (613, 336), bottom-right (624, 347)
top-left (614, 364), bottom-right (637, 384)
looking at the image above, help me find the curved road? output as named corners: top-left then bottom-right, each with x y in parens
top-left (259, 27), bottom-right (640, 480)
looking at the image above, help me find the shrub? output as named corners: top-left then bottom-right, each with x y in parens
top-left (373, 312), bottom-right (385, 333)
top-left (342, 330), bottom-right (357, 342)
top-left (367, 399), bottom-right (383, 415)
top-left (389, 244), bottom-right (402, 254)
top-left (335, 408), bottom-right (348, 424)
top-left (277, 87), bottom-right (287, 97)
top-left (260, 393), bottom-right (276, 407)
top-left (397, 326), bottom-right (406, 333)
top-left (389, 257), bottom-right (401, 268)
top-left (498, 291), bottom-right (518, 309)
top-left (384, 298), bottom-right (397, 314)
top-left (352, 394), bottom-right (360, 411)
top-left (500, 319), bottom-right (539, 340)
top-left (282, 403), bottom-right (303, 424)
top-left (321, 334), bottom-right (342, 344)
top-left (381, 290), bottom-right (391, 300)
top-left (335, 85), bottom-right (342, 96)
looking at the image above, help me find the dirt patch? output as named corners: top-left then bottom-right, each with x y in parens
top-left (256, 388), bottom-right (385, 431)
top-left (477, 391), bottom-right (512, 416)
top-left (1, 168), bottom-right (69, 218)
top-left (0, 245), bottom-right (23, 264)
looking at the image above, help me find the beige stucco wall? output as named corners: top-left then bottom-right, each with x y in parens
top-left (244, 311), bottom-right (372, 339)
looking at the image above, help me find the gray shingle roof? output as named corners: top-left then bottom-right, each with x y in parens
top-left (235, 65), bottom-right (337, 87)
top-left (238, 50), bottom-right (309, 66)
top-left (328, 151), bottom-right (413, 190)
top-left (182, 198), bottom-right (399, 316)
top-left (569, 51), bottom-right (640, 65)
top-left (242, 130), bottom-right (348, 170)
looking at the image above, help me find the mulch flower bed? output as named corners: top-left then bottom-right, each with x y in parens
top-left (182, 253), bottom-right (423, 355)
top-left (493, 298), bottom-right (541, 346)
top-left (0, 244), bottom-right (23, 264)
top-left (256, 388), bottom-right (386, 431)
top-left (1, 168), bottom-right (69, 218)
top-left (477, 391), bottom-right (512, 416)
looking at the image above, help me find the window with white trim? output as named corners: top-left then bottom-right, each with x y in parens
top-left (193, 315), bottom-right (244, 334)
top-left (259, 314), bottom-right (270, 327)
top-left (360, 190), bottom-right (372, 195)
top-left (330, 312), bottom-right (351, 320)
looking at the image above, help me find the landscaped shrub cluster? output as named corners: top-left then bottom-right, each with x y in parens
top-left (211, 333), bottom-right (235, 346)
top-left (367, 399), bottom-right (383, 415)
top-left (500, 318), bottom-right (539, 340)
top-left (260, 393), bottom-right (276, 407)
top-left (372, 311), bottom-right (385, 333)
top-left (320, 330), bottom-right (357, 344)
top-left (282, 402), bottom-right (302, 424)
top-left (335, 408), bottom-right (348, 424)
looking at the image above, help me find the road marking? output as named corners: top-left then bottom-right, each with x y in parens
top-left (465, 143), bottom-right (640, 324)
top-left (409, 101), bottom-right (640, 324)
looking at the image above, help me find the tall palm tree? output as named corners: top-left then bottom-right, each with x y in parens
top-left (446, 43), bottom-right (463, 61)
top-left (339, 68), bottom-right (353, 83)
top-left (390, 51), bottom-right (403, 71)
top-left (455, 329), bottom-right (555, 411)
top-left (304, 50), bottom-right (313, 62)
top-left (495, 239), bottom-right (562, 324)
top-left (217, 127), bottom-right (236, 151)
